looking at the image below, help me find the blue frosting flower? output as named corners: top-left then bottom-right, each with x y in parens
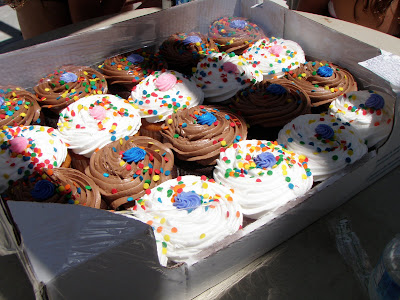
top-left (60, 72), bottom-right (78, 83)
top-left (0, 97), bottom-right (4, 106)
top-left (127, 54), bottom-right (144, 64)
top-left (173, 191), bottom-right (202, 212)
top-left (315, 124), bottom-right (334, 139)
top-left (365, 93), bottom-right (385, 110)
top-left (183, 35), bottom-right (202, 45)
top-left (254, 152), bottom-right (276, 169)
top-left (123, 147), bottom-right (146, 163)
top-left (31, 180), bottom-right (55, 200)
top-left (196, 112), bottom-right (217, 126)
top-left (230, 19), bottom-right (248, 29)
top-left (316, 66), bottom-right (333, 77)
top-left (265, 84), bottom-right (286, 95)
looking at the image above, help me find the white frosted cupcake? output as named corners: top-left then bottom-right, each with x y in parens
top-left (328, 90), bottom-right (395, 148)
top-left (214, 140), bottom-right (313, 219)
top-left (0, 125), bottom-right (68, 192)
top-left (277, 113), bottom-right (368, 181)
top-left (56, 94), bottom-right (141, 171)
top-left (192, 52), bottom-right (263, 103)
top-left (130, 70), bottom-right (204, 139)
top-left (126, 175), bottom-right (243, 266)
top-left (242, 37), bottom-right (305, 80)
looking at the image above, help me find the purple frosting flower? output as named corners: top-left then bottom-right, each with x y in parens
top-left (266, 84), bottom-right (286, 95)
top-left (316, 66), bottom-right (333, 77)
top-left (183, 35), bottom-right (202, 45)
top-left (0, 97), bottom-right (4, 106)
top-left (173, 191), bottom-right (202, 212)
top-left (254, 152), bottom-right (276, 169)
top-left (365, 93), bottom-right (385, 110)
top-left (196, 112), bottom-right (217, 126)
top-left (127, 54), bottom-right (144, 64)
top-left (60, 72), bottom-right (78, 83)
top-left (230, 19), bottom-right (248, 29)
top-left (315, 124), bottom-right (334, 139)
top-left (123, 147), bottom-right (146, 163)
top-left (31, 180), bottom-right (55, 200)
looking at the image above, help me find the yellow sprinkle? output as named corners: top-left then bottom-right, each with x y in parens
top-left (143, 183), bottom-right (150, 189)
top-left (119, 161), bottom-right (125, 166)
top-left (167, 119), bottom-right (173, 124)
top-left (74, 200), bottom-right (80, 205)
top-left (59, 186), bottom-right (65, 192)
top-left (49, 140), bottom-right (54, 145)
top-left (45, 88), bottom-right (50, 91)
top-left (200, 233), bottom-right (206, 239)
top-left (301, 73), bottom-right (306, 77)
top-left (282, 170), bottom-right (288, 175)
top-left (221, 141), bottom-right (227, 146)
top-left (20, 113), bottom-right (26, 117)
top-left (324, 86), bottom-right (329, 90)
top-left (153, 175), bottom-right (160, 182)
top-left (3, 174), bottom-right (9, 179)
top-left (160, 218), bottom-right (166, 224)
top-left (330, 88), bottom-right (335, 93)
top-left (286, 129), bottom-right (291, 135)
top-left (162, 248), bottom-right (167, 255)
top-left (302, 174), bottom-right (307, 179)
top-left (202, 182), bottom-right (208, 189)
top-left (164, 234), bottom-right (170, 241)
top-left (40, 126), bottom-right (45, 131)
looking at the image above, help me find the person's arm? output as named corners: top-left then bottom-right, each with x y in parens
top-left (296, 0), bottom-right (330, 16)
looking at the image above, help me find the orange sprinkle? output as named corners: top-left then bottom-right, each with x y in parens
top-left (171, 227), bottom-right (178, 233)
top-left (147, 220), bottom-right (153, 226)
top-left (157, 226), bottom-right (163, 233)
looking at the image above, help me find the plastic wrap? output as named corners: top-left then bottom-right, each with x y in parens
top-left (0, 0), bottom-right (399, 299)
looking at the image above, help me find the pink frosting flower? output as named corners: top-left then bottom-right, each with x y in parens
top-left (89, 106), bottom-right (107, 121)
top-left (269, 45), bottom-right (284, 56)
top-left (9, 136), bottom-right (28, 153)
top-left (222, 62), bottom-right (238, 73)
top-left (155, 73), bottom-right (177, 91)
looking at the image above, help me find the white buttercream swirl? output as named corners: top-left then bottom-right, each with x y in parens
top-left (328, 90), bottom-right (395, 148)
top-left (214, 140), bottom-right (313, 219)
top-left (57, 94), bottom-right (141, 158)
top-left (277, 113), bottom-right (368, 181)
top-left (125, 175), bottom-right (243, 266)
top-left (130, 70), bottom-right (204, 123)
top-left (0, 125), bottom-right (68, 192)
top-left (242, 37), bottom-right (305, 79)
top-left (192, 52), bottom-right (263, 103)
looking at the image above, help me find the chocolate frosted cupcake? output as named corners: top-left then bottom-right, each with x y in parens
top-left (159, 32), bottom-right (218, 75)
top-left (84, 136), bottom-right (175, 210)
top-left (0, 86), bottom-right (43, 127)
top-left (99, 50), bottom-right (165, 98)
top-left (287, 61), bottom-right (357, 109)
top-left (208, 16), bottom-right (265, 54)
top-left (2, 168), bottom-right (104, 209)
top-left (230, 78), bottom-right (311, 140)
top-left (160, 105), bottom-right (247, 176)
top-left (34, 65), bottom-right (108, 115)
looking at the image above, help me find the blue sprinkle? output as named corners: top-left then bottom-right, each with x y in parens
top-left (111, 136), bottom-right (116, 141)
top-left (288, 138), bottom-right (293, 143)
top-left (103, 173), bottom-right (109, 177)
top-left (288, 183), bottom-right (294, 189)
top-left (77, 187), bottom-right (81, 194)
top-left (165, 170), bottom-right (170, 176)
top-left (127, 197), bottom-right (134, 202)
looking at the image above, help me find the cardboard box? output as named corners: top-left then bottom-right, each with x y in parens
top-left (0, 0), bottom-right (399, 299)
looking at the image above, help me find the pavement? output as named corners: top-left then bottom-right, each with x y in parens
top-left (0, 4), bottom-right (22, 52)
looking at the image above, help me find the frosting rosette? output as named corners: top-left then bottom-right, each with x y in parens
top-left (0, 86), bottom-right (43, 127)
top-left (192, 52), bottom-right (263, 103)
top-left (242, 37), bottom-right (306, 79)
top-left (230, 78), bottom-right (311, 128)
top-left (161, 105), bottom-right (248, 166)
top-left (328, 90), bottom-right (395, 148)
top-left (277, 113), bottom-right (368, 181)
top-left (208, 16), bottom-right (265, 54)
top-left (130, 70), bottom-right (204, 123)
top-left (84, 136), bottom-right (174, 209)
top-left (57, 94), bottom-right (141, 158)
top-left (159, 32), bottom-right (218, 75)
top-left (287, 61), bottom-right (357, 107)
top-left (127, 175), bottom-right (243, 266)
top-left (0, 125), bottom-right (68, 192)
top-left (3, 168), bottom-right (103, 209)
top-left (99, 50), bottom-right (165, 89)
top-left (214, 140), bottom-right (313, 219)
top-left (34, 65), bottom-right (108, 113)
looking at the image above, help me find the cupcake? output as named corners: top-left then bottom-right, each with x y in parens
top-left (192, 52), bottom-right (263, 104)
top-left (286, 60), bottom-right (358, 109)
top-left (34, 65), bottom-right (108, 116)
top-left (0, 86), bottom-right (43, 127)
top-left (208, 16), bottom-right (265, 54)
top-left (99, 50), bottom-right (165, 98)
top-left (84, 136), bottom-right (175, 210)
top-left (229, 78), bottom-right (311, 140)
top-left (242, 37), bottom-right (306, 80)
top-left (56, 94), bottom-right (141, 172)
top-left (130, 70), bottom-right (204, 140)
top-left (0, 125), bottom-right (69, 193)
top-left (2, 167), bottom-right (104, 209)
top-left (159, 32), bottom-right (218, 75)
top-left (126, 175), bottom-right (243, 266)
top-left (277, 113), bottom-right (368, 181)
top-left (214, 140), bottom-right (313, 219)
top-left (328, 90), bottom-right (395, 148)
top-left (160, 105), bottom-right (247, 176)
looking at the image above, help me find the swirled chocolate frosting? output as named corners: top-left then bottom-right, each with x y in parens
top-left (159, 32), bottom-right (218, 74)
top-left (287, 61), bottom-right (357, 107)
top-left (100, 50), bottom-right (165, 89)
top-left (229, 78), bottom-right (311, 127)
top-left (208, 16), bottom-right (265, 54)
top-left (161, 105), bottom-right (248, 166)
top-left (34, 65), bottom-right (108, 113)
top-left (0, 86), bottom-right (43, 127)
top-left (84, 136), bottom-right (175, 210)
top-left (3, 168), bottom-right (102, 209)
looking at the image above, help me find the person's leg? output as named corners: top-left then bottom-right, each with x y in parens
top-left (16, 0), bottom-right (72, 39)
